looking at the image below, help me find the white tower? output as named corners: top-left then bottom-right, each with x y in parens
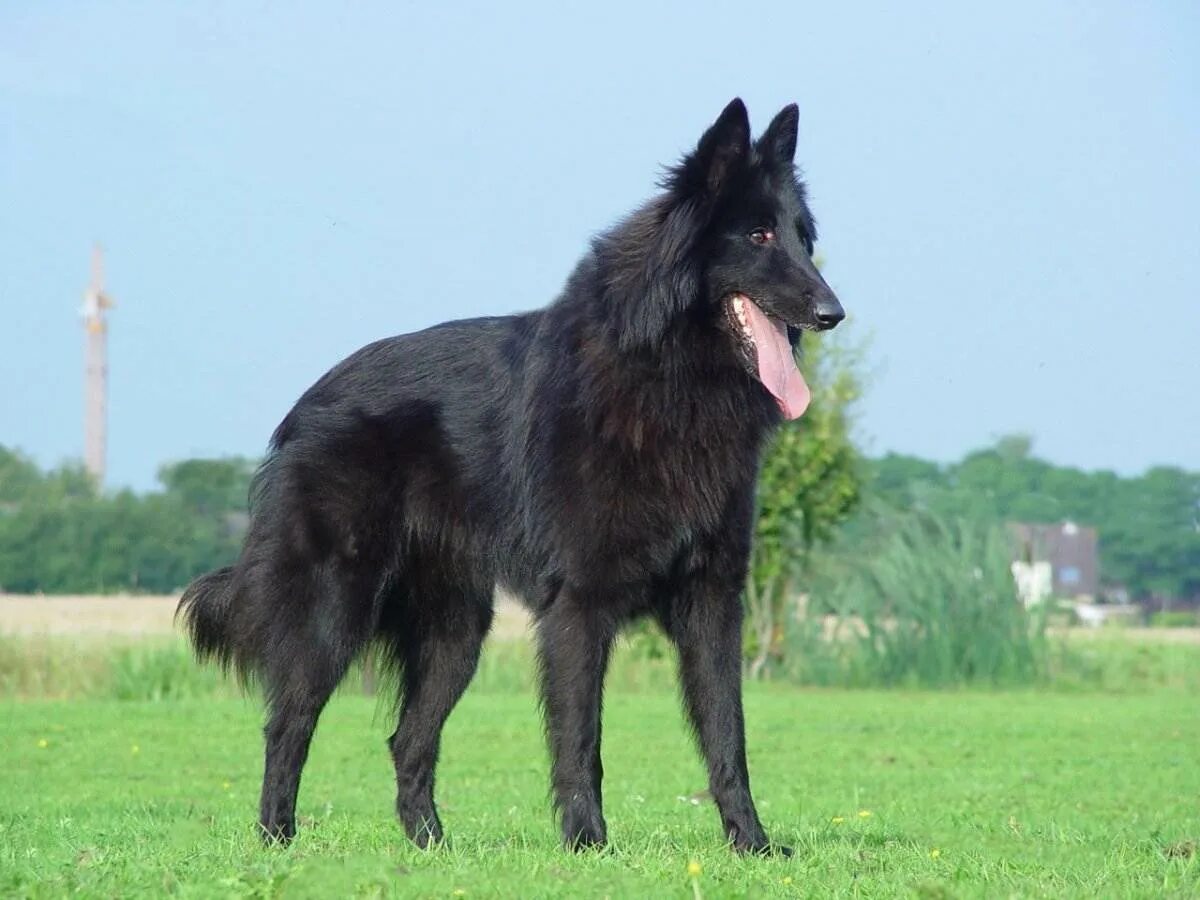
top-left (82, 245), bottom-right (114, 485)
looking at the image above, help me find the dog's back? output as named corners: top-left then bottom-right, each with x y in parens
top-left (180, 314), bottom-right (534, 676)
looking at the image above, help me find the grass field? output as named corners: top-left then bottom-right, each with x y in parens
top-left (4, 686), bottom-right (1198, 898)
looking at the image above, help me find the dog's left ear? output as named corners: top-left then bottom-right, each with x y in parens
top-left (757, 103), bottom-right (799, 164)
top-left (695, 98), bottom-right (751, 193)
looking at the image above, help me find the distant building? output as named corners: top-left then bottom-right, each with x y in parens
top-left (1009, 521), bottom-right (1099, 602)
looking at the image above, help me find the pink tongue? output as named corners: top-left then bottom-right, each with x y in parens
top-left (742, 298), bottom-right (812, 420)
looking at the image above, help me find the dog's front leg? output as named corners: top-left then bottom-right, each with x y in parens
top-left (536, 588), bottom-right (615, 850)
top-left (663, 572), bottom-right (787, 855)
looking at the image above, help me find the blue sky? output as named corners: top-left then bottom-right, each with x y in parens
top-left (1, 2), bottom-right (1197, 490)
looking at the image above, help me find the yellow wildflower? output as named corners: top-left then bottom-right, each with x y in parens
top-left (37, 738), bottom-right (48, 749)
top-left (930, 848), bottom-right (941, 859)
top-left (687, 860), bottom-right (702, 877)
top-left (858, 810), bottom-right (872, 819)
top-left (831, 816), bottom-right (845, 824)
top-left (783, 875), bottom-right (794, 885)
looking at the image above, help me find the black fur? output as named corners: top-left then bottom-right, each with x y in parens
top-left (179, 98), bottom-right (843, 854)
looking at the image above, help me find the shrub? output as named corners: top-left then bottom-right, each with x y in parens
top-left (108, 643), bottom-right (236, 701)
top-left (785, 508), bottom-right (1049, 687)
top-left (1150, 610), bottom-right (1199, 628)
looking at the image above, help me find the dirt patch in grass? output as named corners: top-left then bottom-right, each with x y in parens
top-left (0, 592), bottom-right (533, 640)
top-left (0, 594), bottom-right (180, 637)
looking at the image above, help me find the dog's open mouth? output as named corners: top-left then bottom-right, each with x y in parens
top-left (725, 293), bottom-right (812, 420)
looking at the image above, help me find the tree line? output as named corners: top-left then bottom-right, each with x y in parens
top-left (866, 435), bottom-right (1200, 600)
top-left (1, 435), bottom-right (1196, 600)
top-left (0, 448), bottom-right (255, 594)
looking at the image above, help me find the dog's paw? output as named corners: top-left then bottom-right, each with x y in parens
top-left (410, 821), bottom-right (445, 850)
top-left (400, 807), bottom-right (445, 850)
top-left (728, 823), bottom-right (790, 857)
top-left (561, 805), bottom-right (607, 852)
top-left (258, 819), bottom-right (296, 846)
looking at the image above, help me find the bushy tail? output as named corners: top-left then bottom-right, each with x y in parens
top-left (177, 566), bottom-right (238, 671)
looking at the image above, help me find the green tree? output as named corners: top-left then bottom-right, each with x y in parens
top-left (1102, 467), bottom-right (1200, 600)
top-left (865, 452), bottom-right (944, 510)
top-left (158, 457), bottom-right (257, 515)
top-left (747, 328), bottom-right (864, 677)
top-left (0, 449), bottom-right (255, 594)
top-left (0, 446), bottom-right (45, 504)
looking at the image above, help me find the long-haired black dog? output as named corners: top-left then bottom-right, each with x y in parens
top-left (179, 98), bottom-right (843, 855)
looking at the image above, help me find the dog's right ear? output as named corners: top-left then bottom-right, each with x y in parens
top-left (758, 103), bottom-right (799, 164)
top-left (675, 98), bottom-right (751, 198)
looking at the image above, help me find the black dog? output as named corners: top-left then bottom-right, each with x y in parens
top-left (179, 98), bottom-right (843, 854)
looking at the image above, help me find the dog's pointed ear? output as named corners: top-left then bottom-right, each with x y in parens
top-left (758, 103), bottom-right (799, 164)
top-left (679, 98), bottom-right (750, 196)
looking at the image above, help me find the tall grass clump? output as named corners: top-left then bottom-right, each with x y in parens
top-left (0, 636), bottom-right (239, 700)
top-left (786, 507), bottom-right (1049, 687)
top-left (0, 635), bottom-right (105, 699)
top-left (107, 642), bottom-right (237, 700)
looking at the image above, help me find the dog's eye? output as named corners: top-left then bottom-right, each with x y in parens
top-left (748, 228), bottom-right (775, 245)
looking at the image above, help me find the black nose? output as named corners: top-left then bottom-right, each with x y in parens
top-left (813, 295), bottom-right (845, 331)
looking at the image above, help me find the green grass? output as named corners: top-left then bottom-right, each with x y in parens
top-left (3, 688), bottom-right (1197, 898)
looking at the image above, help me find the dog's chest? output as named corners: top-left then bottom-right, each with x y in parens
top-left (545, 419), bottom-right (759, 582)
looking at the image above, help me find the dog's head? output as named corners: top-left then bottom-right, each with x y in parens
top-left (688, 101), bottom-right (844, 330)
top-left (599, 99), bottom-right (843, 418)
top-left (681, 99), bottom-right (843, 418)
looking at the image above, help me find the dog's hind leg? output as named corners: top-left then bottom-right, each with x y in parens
top-left (258, 563), bottom-right (379, 844)
top-left (385, 565), bottom-right (493, 848)
top-left (535, 587), bottom-right (616, 851)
